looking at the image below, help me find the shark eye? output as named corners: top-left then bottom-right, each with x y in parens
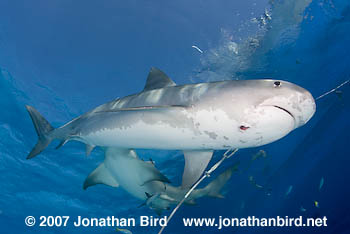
top-left (274, 81), bottom-right (281, 87)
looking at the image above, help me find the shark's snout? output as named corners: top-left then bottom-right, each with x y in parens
top-left (259, 84), bottom-right (316, 129)
top-left (273, 89), bottom-right (316, 128)
top-left (293, 90), bottom-right (316, 127)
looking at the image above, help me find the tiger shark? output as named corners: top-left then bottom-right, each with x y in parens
top-left (25, 68), bottom-right (316, 188)
top-left (83, 147), bottom-right (237, 215)
top-left (142, 164), bottom-right (238, 215)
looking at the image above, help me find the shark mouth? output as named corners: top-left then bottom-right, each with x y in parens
top-left (273, 105), bottom-right (294, 119)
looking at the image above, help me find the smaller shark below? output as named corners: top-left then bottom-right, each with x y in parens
top-left (142, 165), bottom-right (238, 215)
top-left (84, 147), bottom-right (237, 215)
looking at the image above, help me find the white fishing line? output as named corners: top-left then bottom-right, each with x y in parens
top-left (158, 148), bottom-right (239, 234)
top-left (192, 45), bottom-right (203, 54)
top-left (316, 79), bottom-right (349, 100)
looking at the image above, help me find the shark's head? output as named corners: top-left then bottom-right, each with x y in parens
top-left (217, 79), bottom-right (316, 147)
top-left (253, 79), bottom-right (316, 128)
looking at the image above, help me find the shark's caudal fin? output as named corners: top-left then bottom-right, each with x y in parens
top-left (25, 105), bottom-right (55, 159)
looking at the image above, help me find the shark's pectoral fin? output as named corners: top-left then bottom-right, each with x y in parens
top-left (139, 161), bottom-right (171, 186)
top-left (86, 144), bottom-right (95, 156)
top-left (143, 67), bottom-right (176, 91)
top-left (181, 150), bottom-right (213, 188)
top-left (83, 162), bottom-right (119, 190)
top-left (140, 173), bottom-right (170, 186)
top-left (141, 177), bottom-right (169, 186)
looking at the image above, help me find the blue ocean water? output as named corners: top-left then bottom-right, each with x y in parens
top-left (0, 0), bottom-right (349, 233)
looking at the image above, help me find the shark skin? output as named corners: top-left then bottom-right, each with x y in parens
top-left (143, 163), bottom-right (240, 215)
top-left (25, 68), bottom-right (316, 188)
top-left (84, 147), bottom-right (236, 215)
top-left (83, 147), bottom-right (170, 200)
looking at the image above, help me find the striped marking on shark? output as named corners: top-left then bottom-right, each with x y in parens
top-left (25, 68), bottom-right (316, 188)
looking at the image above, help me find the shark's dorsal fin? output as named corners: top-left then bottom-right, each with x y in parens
top-left (143, 67), bottom-right (176, 91)
top-left (83, 162), bottom-right (119, 189)
top-left (181, 150), bottom-right (213, 188)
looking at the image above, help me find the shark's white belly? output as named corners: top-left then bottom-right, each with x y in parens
top-left (106, 156), bottom-right (147, 200)
top-left (103, 149), bottom-right (167, 201)
top-left (81, 106), bottom-right (294, 150)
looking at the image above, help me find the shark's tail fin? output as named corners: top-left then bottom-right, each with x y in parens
top-left (202, 162), bottom-right (239, 198)
top-left (26, 105), bottom-right (55, 159)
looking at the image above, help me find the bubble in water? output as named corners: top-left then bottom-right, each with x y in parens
top-left (227, 41), bottom-right (239, 54)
